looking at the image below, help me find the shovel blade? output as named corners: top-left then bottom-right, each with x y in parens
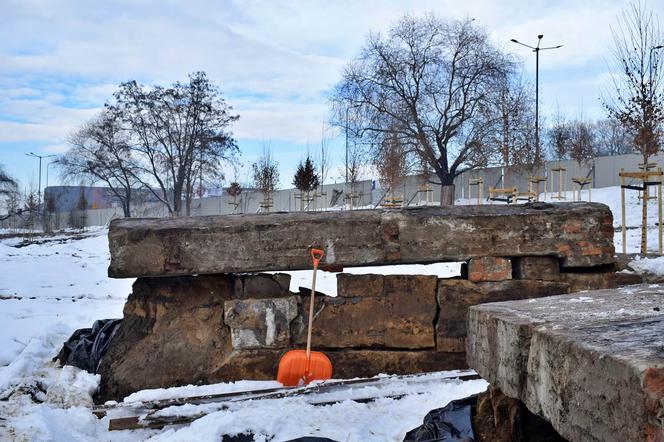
top-left (277, 349), bottom-right (333, 387)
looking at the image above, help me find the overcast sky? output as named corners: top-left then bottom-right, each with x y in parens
top-left (2, 0), bottom-right (662, 189)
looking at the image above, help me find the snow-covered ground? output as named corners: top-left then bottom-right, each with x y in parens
top-left (0, 228), bottom-right (471, 441)
top-left (1, 185), bottom-right (662, 441)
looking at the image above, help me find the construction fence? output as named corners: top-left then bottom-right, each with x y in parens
top-left (2, 152), bottom-right (662, 230)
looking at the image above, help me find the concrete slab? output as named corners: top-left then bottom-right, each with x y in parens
top-left (108, 202), bottom-right (614, 278)
top-left (467, 284), bottom-right (664, 442)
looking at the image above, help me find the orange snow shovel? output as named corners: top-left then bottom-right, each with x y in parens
top-left (277, 248), bottom-right (333, 386)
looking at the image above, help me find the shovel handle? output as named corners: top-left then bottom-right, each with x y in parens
top-left (306, 248), bottom-right (324, 363)
top-left (310, 248), bottom-right (324, 268)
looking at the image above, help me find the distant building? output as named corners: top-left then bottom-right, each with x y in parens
top-left (44, 186), bottom-right (162, 212)
top-left (44, 186), bottom-right (117, 212)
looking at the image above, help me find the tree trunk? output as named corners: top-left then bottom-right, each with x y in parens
top-left (438, 172), bottom-right (456, 206)
top-left (440, 184), bottom-right (455, 206)
top-left (173, 186), bottom-right (183, 217)
top-left (123, 189), bottom-right (131, 218)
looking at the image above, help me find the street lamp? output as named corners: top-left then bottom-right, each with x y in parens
top-left (510, 35), bottom-right (563, 165)
top-left (25, 152), bottom-right (56, 207)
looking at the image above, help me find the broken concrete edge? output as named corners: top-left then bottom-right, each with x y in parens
top-left (107, 202), bottom-right (615, 278)
top-left (466, 285), bottom-right (664, 442)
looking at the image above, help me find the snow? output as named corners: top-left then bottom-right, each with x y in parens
top-left (626, 255), bottom-right (664, 276)
top-left (123, 379), bottom-right (283, 404)
top-left (0, 228), bottom-right (477, 441)
top-left (0, 227), bottom-right (132, 367)
top-left (0, 184), bottom-right (660, 440)
top-left (147, 376), bottom-right (487, 442)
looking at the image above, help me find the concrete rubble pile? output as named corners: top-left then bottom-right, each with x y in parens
top-left (98, 202), bottom-right (617, 401)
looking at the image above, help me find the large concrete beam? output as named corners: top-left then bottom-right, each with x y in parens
top-left (467, 285), bottom-right (664, 442)
top-left (108, 202), bottom-right (614, 278)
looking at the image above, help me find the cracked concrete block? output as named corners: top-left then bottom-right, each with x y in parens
top-left (467, 285), bottom-right (664, 442)
top-left (108, 203), bottom-right (615, 278)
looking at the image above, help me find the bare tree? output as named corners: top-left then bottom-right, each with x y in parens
top-left (252, 148), bottom-right (280, 210)
top-left (569, 120), bottom-right (597, 168)
top-left (484, 76), bottom-right (537, 184)
top-left (110, 71), bottom-right (239, 216)
top-left (0, 165), bottom-right (18, 223)
top-left (0, 164), bottom-right (16, 197)
top-left (374, 129), bottom-right (411, 199)
top-left (331, 15), bottom-right (513, 205)
top-left (604, 2), bottom-right (664, 164)
top-left (317, 123), bottom-right (331, 188)
top-left (547, 113), bottom-right (572, 162)
top-left (58, 111), bottom-right (138, 217)
top-left (604, 3), bottom-right (664, 255)
top-left (595, 118), bottom-right (634, 156)
top-left (340, 140), bottom-right (369, 194)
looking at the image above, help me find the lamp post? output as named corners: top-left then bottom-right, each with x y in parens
top-left (510, 35), bottom-right (562, 165)
top-left (25, 152), bottom-right (56, 207)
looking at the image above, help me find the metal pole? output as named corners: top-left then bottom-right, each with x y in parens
top-left (535, 47), bottom-right (539, 163)
top-left (621, 169), bottom-right (626, 254)
top-left (38, 156), bottom-right (42, 207)
top-left (510, 36), bottom-right (561, 170)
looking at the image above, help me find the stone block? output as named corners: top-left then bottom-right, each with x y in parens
top-left (468, 256), bottom-right (512, 282)
top-left (513, 256), bottom-right (560, 281)
top-left (294, 275), bottom-right (437, 349)
top-left (224, 297), bottom-right (298, 349)
top-left (336, 273), bottom-right (384, 297)
top-left (436, 279), bottom-right (570, 347)
top-left (467, 284), bottom-right (664, 442)
top-left (561, 270), bottom-right (616, 292)
top-left (327, 350), bottom-right (466, 378)
top-left (383, 275), bottom-right (438, 348)
top-left (436, 336), bottom-right (466, 353)
top-left (108, 203), bottom-right (615, 278)
top-left (233, 273), bottom-right (291, 299)
top-left (97, 274), bottom-right (236, 402)
top-left (615, 271), bottom-right (644, 286)
top-left (383, 274), bottom-right (438, 298)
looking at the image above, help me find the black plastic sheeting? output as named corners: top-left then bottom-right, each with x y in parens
top-left (403, 395), bottom-right (478, 442)
top-left (55, 319), bottom-right (122, 374)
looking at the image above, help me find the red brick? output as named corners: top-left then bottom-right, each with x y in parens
top-left (468, 256), bottom-right (512, 282)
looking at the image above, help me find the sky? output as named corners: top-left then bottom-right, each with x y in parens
top-left (1, 0), bottom-right (662, 191)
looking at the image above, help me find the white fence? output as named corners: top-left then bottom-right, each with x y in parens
top-left (2, 152), bottom-right (661, 230)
